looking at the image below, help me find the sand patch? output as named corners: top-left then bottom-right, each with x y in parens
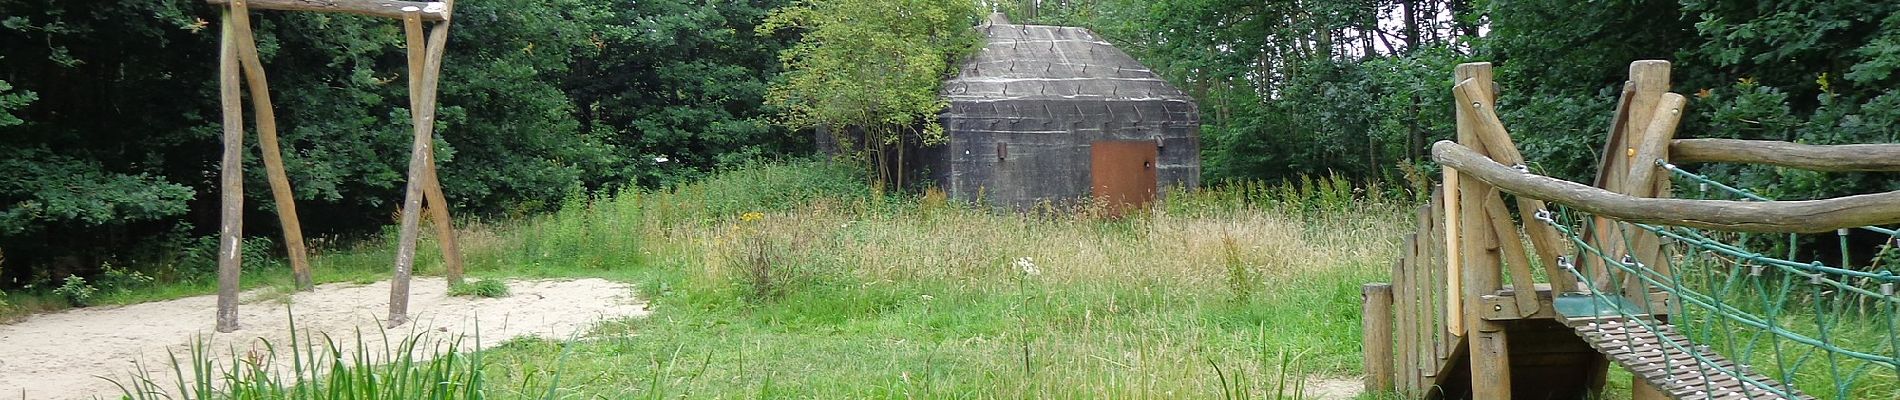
top-left (0, 277), bottom-right (646, 399)
top-left (1302, 376), bottom-right (1364, 400)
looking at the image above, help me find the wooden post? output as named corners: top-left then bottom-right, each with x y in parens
top-left (388, 9), bottom-right (429, 327)
top-left (1363, 283), bottom-right (1395, 395)
top-left (1413, 224), bottom-right (1428, 386)
top-left (228, 0), bottom-right (314, 291)
top-left (1443, 155), bottom-right (1463, 337)
top-left (1455, 62), bottom-right (1512, 400)
top-left (1395, 237), bottom-right (1417, 392)
top-left (1620, 61), bottom-right (1676, 400)
top-left (1426, 187), bottom-right (1448, 360)
top-left (215, 11), bottom-right (246, 333)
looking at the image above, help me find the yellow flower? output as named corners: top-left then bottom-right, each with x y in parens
top-left (740, 212), bottom-right (765, 222)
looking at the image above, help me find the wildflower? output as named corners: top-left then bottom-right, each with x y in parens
top-left (740, 212), bottom-right (764, 222)
top-left (920, 294), bottom-right (934, 302)
top-left (1014, 257), bottom-right (1040, 276)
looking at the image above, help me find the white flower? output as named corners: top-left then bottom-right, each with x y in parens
top-left (1014, 257), bottom-right (1040, 276)
top-left (653, 155), bottom-right (671, 163)
top-left (920, 294), bottom-right (934, 302)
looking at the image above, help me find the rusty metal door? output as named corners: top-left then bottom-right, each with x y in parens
top-left (1091, 140), bottom-right (1159, 214)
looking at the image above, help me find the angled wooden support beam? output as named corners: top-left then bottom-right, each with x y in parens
top-left (227, 0), bottom-right (315, 291)
top-left (387, 9), bottom-right (430, 328)
top-left (1433, 140), bottom-right (1900, 233)
top-left (1450, 78), bottom-right (1577, 295)
top-left (413, 0), bottom-right (464, 286)
top-left (1453, 62), bottom-right (1513, 400)
top-left (1583, 62), bottom-right (1670, 294)
top-left (1671, 139), bottom-right (1900, 172)
top-left (206, 0), bottom-right (449, 21)
top-left (1452, 79), bottom-right (1545, 318)
top-left (1619, 93), bottom-right (1686, 303)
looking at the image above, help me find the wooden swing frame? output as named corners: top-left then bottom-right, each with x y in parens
top-left (210, 0), bottom-right (462, 332)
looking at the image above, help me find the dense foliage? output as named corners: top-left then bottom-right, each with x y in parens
top-left (0, 0), bottom-right (799, 286)
top-left (1015, 0), bottom-right (1900, 200)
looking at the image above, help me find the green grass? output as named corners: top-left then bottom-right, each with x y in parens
top-left (16, 161), bottom-right (1414, 398)
top-left (109, 315), bottom-right (497, 400)
top-left (460, 164), bottom-right (1408, 398)
top-left (449, 279), bottom-right (512, 298)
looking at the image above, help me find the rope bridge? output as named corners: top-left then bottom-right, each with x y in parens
top-left (1362, 60), bottom-right (1900, 400)
top-left (1540, 168), bottom-right (1900, 398)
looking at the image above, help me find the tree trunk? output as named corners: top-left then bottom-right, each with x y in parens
top-left (1402, 0), bottom-right (1420, 53)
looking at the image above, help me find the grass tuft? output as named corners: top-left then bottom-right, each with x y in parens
top-left (449, 279), bottom-right (511, 298)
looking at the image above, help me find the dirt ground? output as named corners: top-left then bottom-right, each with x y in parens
top-left (0, 277), bottom-right (646, 399)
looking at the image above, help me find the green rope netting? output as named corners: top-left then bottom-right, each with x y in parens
top-left (1524, 163), bottom-right (1899, 400)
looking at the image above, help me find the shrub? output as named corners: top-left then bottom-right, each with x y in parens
top-left (52, 275), bottom-right (96, 306)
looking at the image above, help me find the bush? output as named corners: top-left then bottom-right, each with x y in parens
top-left (52, 275), bottom-right (96, 306)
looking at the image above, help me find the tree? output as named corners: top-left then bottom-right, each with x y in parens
top-left (759, 0), bottom-right (982, 189)
top-left (566, 0), bottom-right (802, 188)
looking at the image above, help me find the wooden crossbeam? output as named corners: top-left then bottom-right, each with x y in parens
top-left (206, 0), bottom-right (449, 21)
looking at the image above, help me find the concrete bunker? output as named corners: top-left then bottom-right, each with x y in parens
top-left (922, 13), bottom-right (1201, 211)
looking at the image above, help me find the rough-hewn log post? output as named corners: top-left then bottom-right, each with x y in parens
top-left (387, 9), bottom-right (429, 327)
top-left (1442, 160), bottom-right (1463, 336)
top-left (215, 11), bottom-right (246, 333)
top-left (228, 0), bottom-right (314, 291)
top-left (1363, 283), bottom-right (1395, 395)
top-left (1395, 239), bottom-right (1416, 392)
top-left (205, 0), bottom-right (448, 21)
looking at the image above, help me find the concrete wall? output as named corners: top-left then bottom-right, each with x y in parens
top-left (933, 98), bottom-right (1199, 209)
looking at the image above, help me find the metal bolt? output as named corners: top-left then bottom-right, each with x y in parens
top-left (1494, 304), bottom-right (1504, 312)
top-left (1533, 209), bottom-right (1555, 223)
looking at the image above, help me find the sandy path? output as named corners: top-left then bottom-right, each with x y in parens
top-left (0, 278), bottom-right (646, 399)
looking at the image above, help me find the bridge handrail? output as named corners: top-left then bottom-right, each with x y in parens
top-left (1432, 140), bottom-right (1900, 233)
top-left (1671, 138), bottom-right (1900, 172)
